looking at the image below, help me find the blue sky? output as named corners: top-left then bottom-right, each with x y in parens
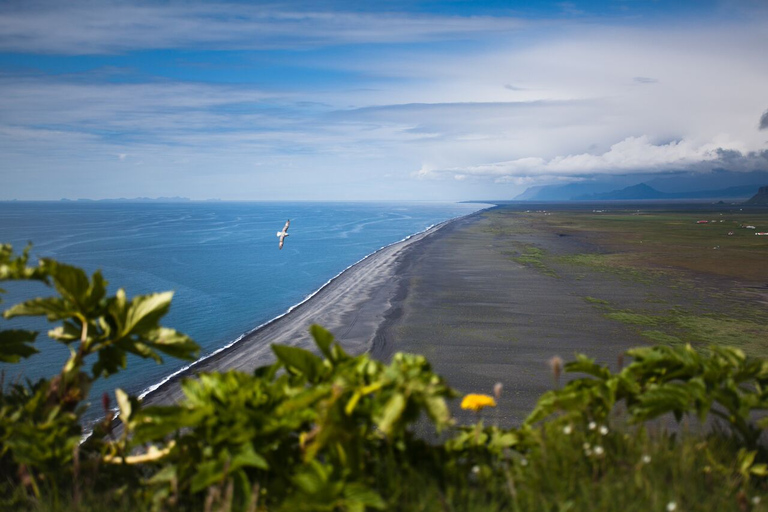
top-left (0, 0), bottom-right (766, 200)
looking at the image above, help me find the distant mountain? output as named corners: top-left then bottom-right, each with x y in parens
top-left (514, 169), bottom-right (768, 202)
top-left (743, 186), bottom-right (768, 206)
top-left (575, 183), bottom-right (666, 201)
top-left (672, 185), bottom-right (760, 199)
top-left (513, 182), bottom-right (621, 201)
top-left (647, 170), bottom-right (768, 192)
top-left (574, 183), bottom-right (759, 201)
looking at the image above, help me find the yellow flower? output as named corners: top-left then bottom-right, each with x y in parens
top-left (461, 393), bottom-right (497, 412)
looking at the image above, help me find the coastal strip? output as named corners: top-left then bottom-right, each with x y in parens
top-left (140, 210), bottom-right (489, 406)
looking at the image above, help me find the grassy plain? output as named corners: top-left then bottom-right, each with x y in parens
top-left (536, 208), bottom-right (768, 282)
top-left (486, 204), bottom-right (768, 357)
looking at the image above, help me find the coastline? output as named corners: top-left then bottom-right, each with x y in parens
top-left (140, 209), bottom-right (491, 406)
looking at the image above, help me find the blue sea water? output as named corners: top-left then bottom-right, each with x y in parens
top-left (0, 201), bottom-right (486, 414)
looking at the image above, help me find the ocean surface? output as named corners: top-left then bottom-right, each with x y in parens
top-left (0, 201), bottom-right (486, 416)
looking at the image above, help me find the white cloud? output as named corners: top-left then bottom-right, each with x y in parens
top-left (0, 1), bottom-right (527, 55)
top-left (417, 136), bottom-right (768, 181)
top-left (1, 3), bottom-right (767, 199)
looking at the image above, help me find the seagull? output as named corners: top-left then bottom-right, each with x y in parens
top-left (277, 220), bottom-right (290, 250)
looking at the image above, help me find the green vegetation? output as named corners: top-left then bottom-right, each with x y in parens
top-left (592, 305), bottom-right (768, 356)
top-left (557, 252), bottom-right (662, 285)
top-left (3, 244), bottom-right (768, 511)
top-left (509, 244), bottom-right (558, 278)
top-left (604, 311), bottom-right (660, 326)
top-left (530, 209), bottom-right (768, 282)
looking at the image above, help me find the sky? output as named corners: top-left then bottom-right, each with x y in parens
top-left (1, 0), bottom-right (767, 201)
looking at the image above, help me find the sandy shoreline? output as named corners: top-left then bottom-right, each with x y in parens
top-left (141, 215), bottom-right (477, 406)
top-left (371, 208), bottom-right (651, 427)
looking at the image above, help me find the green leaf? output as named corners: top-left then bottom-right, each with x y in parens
top-left (424, 395), bottom-right (451, 430)
top-left (190, 459), bottom-right (225, 493)
top-left (343, 483), bottom-right (386, 510)
top-left (145, 327), bottom-right (199, 360)
top-left (4, 296), bottom-right (76, 321)
top-left (115, 388), bottom-right (132, 423)
top-left (0, 329), bottom-right (38, 362)
top-left (41, 259), bottom-right (91, 307)
top-left (231, 444), bottom-right (269, 471)
top-left (566, 354), bottom-right (612, 380)
top-left (272, 344), bottom-right (323, 382)
top-left (377, 393), bottom-right (406, 436)
top-left (47, 321), bottom-right (81, 343)
top-left (310, 324), bottom-right (335, 360)
top-left (147, 465), bottom-right (177, 485)
top-left (92, 344), bottom-right (128, 377)
top-left (124, 291), bottom-right (173, 335)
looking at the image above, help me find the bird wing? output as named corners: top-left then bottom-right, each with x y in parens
top-left (278, 234), bottom-right (285, 250)
top-left (283, 220), bottom-right (290, 232)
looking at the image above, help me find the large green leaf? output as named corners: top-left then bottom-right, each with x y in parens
top-left (124, 291), bottom-right (173, 336)
top-left (40, 259), bottom-right (91, 308)
top-left (190, 458), bottom-right (226, 493)
top-left (273, 344), bottom-right (323, 382)
top-left (0, 329), bottom-right (38, 363)
top-left (230, 443), bottom-right (269, 471)
top-left (4, 296), bottom-right (76, 321)
top-left (92, 344), bottom-right (128, 378)
top-left (343, 483), bottom-right (386, 510)
top-left (310, 324), bottom-right (335, 360)
top-left (376, 393), bottom-right (406, 436)
top-left (145, 327), bottom-right (199, 360)
top-left (423, 395), bottom-right (451, 430)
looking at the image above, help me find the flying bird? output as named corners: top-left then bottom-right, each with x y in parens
top-left (277, 220), bottom-right (290, 250)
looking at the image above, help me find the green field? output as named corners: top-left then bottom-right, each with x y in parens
top-left (485, 205), bottom-right (768, 357)
top-left (526, 208), bottom-right (768, 282)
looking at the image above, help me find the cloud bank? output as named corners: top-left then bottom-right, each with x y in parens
top-left (0, 1), bottom-right (767, 199)
top-left (416, 137), bottom-right (768, 182)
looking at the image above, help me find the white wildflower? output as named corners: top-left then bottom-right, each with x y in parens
top-left (642, 455), bottom-right (651, 464)
top-left (599, 425), bottom-right (609, 436)
top-left (753, 496), bottom-right (761, 505)
top-left (471, 465), bottom-right (480, 474)
top-left (588, 421), bottom-right (597, 430)
top-left (519, 458), bottom-right (528, 467)
top-left (583, 442), bottom-right (591, 450)
top-left (563, 425), bottom-right (572, 435)
top-left (666, 501), bottom-right (677, 511)
top-left (594, 445), bottom-right (604, 456)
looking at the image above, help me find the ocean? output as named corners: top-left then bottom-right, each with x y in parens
top-left (0, 201), bottom-right (486, 415)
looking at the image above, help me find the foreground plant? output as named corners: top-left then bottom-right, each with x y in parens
top-left (2, 242), bottom-right (768, 511)
top-left (0, 244), bottom-right (199, 504)
top-left (527, 344), bottom-right (768, 448)
top-left (115, 325), bottom-right (456, 510)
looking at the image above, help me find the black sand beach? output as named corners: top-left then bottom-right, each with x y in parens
top-left (144, 206), bottom-right (662, 427)
top-left (372, 210), bottom-right (652, 426)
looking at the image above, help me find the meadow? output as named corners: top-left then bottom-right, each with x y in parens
top-left (482, 205), bottom-right (768, 359)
